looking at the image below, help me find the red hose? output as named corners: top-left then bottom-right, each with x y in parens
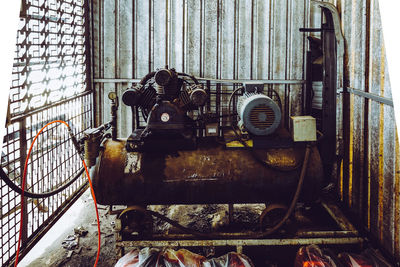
top-left (14, 120), bottom-right (101, 267)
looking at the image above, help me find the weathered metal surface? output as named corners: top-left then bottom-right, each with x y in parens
top-left (346, 87), bottom-right (393, 106)
top-left (336, 0), bottom-right (400, 262)
top-left (321, 202), bottom-right (357, 233)
top-left (92, 139), bottom-right (323, 205)
top-left (116, 237), bottom-right (364, 248)
top-left (93, 0), bottom-right (310, 137)
top-left (92, 0), bottom-right (400, 262)
top-left (94, 78), bottom-right (306, 84)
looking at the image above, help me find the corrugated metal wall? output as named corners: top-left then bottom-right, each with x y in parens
top-left (91, 0), bottom-right (400, 262)
top-left (334, 0), bottom-right (400, 261)
top-left (92, 0), bottom-right (310, 137)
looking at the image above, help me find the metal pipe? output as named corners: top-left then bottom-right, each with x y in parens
top-left (117, 237), bottom-right (364, 248)
top-left (134, 230), bottom-right (358, 240)
top-left (93, 78), bottom-right (305, 85)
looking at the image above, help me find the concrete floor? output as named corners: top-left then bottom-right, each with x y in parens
top-left (19, 189), bottom-right (119, 267)
top-left (17, 189), bottom-right (371, 266)
top-left (17, 189), bottom-right (269, 266)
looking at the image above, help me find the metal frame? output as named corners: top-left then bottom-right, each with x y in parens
top-left (0, 0), bottom-right (93, 265)
top-left (345, 87), bottom-right (393, 107)
top-left (115, 201), bottom-right (363, 255)
top-left (93, 78), bottom-right (306, 85)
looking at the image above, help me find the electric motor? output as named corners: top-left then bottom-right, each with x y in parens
top-left (237, 92), bottom-right (281, 135)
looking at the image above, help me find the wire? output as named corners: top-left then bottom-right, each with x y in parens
top-left (14, 120), bottom-right (101, 267)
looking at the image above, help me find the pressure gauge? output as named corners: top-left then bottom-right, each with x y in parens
top-left (108, 91), bottom-right (117, 100)
top-left (160, 112), bottom-right (170, 122)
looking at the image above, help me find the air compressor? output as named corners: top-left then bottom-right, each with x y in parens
top-left (85, 67), bottom-right (323, 237)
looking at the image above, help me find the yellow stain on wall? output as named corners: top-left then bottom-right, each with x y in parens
top-left (349, 94), bottom-right (354, 207)
top-left (378, 44), bottom-right (385, 242)
top-left (395, 131), bottom-right (400, 256)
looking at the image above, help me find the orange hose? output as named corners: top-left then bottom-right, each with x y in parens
top-left (14, 120), bottom-right (101, 267)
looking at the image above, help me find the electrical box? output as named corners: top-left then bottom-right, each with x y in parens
top-left (290, 116), bottom-right (317, 142)
top-left (205, 123), bottom-right (219, 137)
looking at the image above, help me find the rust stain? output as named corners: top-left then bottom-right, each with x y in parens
top-left (349, 94), bottom-right (354, 207)
top-left (340, 158), bottom-right (344, 201)
top-left (367, 0), bottom-right (376, 233)
top-left (368, 140), bottom-right (371, 230)
top-left (378, 44), bottom-right (385, 242)
top-left (348, 0), bottom-right (358, 208)
top-left (395, 130), bottom-right (400, 256)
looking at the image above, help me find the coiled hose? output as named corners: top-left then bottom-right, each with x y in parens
top-left (12, 120), bottom-right (100, 267)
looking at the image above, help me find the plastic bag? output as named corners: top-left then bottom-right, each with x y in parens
top-left (338, 253), bottom-right (374, 267)
top-left (115, 247), bottom-right (254, 267)
top-left (294, 245), bottom-right (338, 267)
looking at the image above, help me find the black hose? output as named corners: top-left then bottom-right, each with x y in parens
top-left (254, 144), bottom-right (311, 237)
top-left (0, 167), bottom-right (85, 199)
top-left (177, 72), bottom-right (199, 85)
top-left (139, 71), bottom-right (156, 85)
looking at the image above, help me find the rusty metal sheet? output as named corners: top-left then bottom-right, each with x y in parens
top-left (153, 0), bottom-right (168, 70)
top-left (237, 0), bottom-right (252, 79)
top-left (93, 0), bottom-right (103, 126)
top-left (169, 0), bottom-right (185, 71)
top-left (337, 0), bottom-right (399, 261)
top-left (135, 0), bottom-right (151, 77)
top-left (101, 0), bottom-right (116, 131)
top-left (203, 0), bottom-right (218, 78)
top-left (185, 0), bottom-right (201, 75)
top-left (289, 0), bottom-right (307, 117)
top-left (118, 0), bottom-right (134, 136)
top-left (395, 132), bottom-right (400, 258)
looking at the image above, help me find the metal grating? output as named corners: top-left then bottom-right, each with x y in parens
top-left (0, 0), bottom-right (92, 265)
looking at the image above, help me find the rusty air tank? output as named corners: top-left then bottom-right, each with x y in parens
top-left (87, 68), bottom-right (324, 207)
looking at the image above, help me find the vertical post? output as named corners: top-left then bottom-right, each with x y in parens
top-left (305, 51), bottom-right (313, 115)
top-left (206, 80), bottom-right (211, 112)
top-left (321, 8), bottom-right (338, 186)
top-left (111, 98), bottom-right (118, 140)
top-left (216, 83), bottom-right (221, 136)
top-left (228, 203), bottom-right (234, 225)
top-left (362, 0), bottom-right (371, 228)
top-left (115, 0), bottom-right (120, 136)
top-left (19, 119), bottom-right (28, 245)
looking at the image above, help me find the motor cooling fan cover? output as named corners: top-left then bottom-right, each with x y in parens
top-left (238, 93), bottom-right (281, 135)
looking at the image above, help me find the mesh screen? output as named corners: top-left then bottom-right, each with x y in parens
top-left (1, 0), bottom-right (91, 265)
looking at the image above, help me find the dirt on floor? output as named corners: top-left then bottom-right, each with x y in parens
top-left (23, 190), bottom-right (270, 267)
top-left (24, 190), bottom-right (119, 267)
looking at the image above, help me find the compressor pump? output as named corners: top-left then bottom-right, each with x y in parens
top-left (121, 67), bottom-right (207, 151)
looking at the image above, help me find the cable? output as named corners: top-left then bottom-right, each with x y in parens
top-left (139, 71), bottom-right (156, 85)
top-left (177, 72), bottom-right (199, 85)
top-left (14, 120), bottom-right (101, 267)
top-left (0, 167), bottom-right (84, 199)
top-left (254, 144), bottom-right (311, 237)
